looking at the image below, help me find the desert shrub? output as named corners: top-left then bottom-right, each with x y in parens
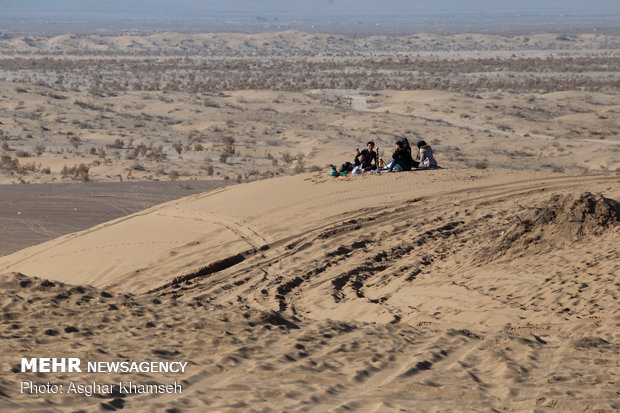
top-left (21, 161), bottom-right (36, 172)
top-left (34, 145), bottom-right (46, 156)
top-left (74, 100), bottom-right (103, 111)
top-left (75, 164), bottom-right (90, 181)
top-left (107, 138), bottom-right (124, 149)
top-left (0, 155), bottom-right (20, 172)
top-left (261, 170), bottom-right (275, 179)
top-left (68, 136), bottom-right (81, 149)
top-left (474, 161), bottom-right (488, 170)
top-left (173, 142), bottom-right (183, 155)
top-left (294, 157), bottom-right (306, 174)
top-left (281, 151), bottom-right (295, 166)
top-left (169, 170), bottom-right (180, 181)
top-left (145, 145), bottom-right (166, 161)
top-left (204, 163), bottom-right (214, 175)
top-left (15, 150), bottom-right (31, 158)
top-left (219, 152), bottom-right (229, 164)
top-left (61, 164), bottom-right (90, 181)
top-left (1, 142), bottom-right (9, 151)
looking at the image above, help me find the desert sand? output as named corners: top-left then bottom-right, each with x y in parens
top-left (1, 32), bottom-right (619, 185)
top-left (0, 30), bottom-right (619, 412)
top-left (1, 169), bottom-right (619, 412)
top-left (0, 180), bottom-right (229, 256)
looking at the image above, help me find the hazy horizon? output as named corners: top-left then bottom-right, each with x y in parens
top-left (3, 1), bottom-right (619, 15)
top-left (2, 0), bottom-right (620, 35)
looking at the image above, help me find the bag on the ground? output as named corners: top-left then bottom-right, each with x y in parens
top-left (339, 161), bottom-right (354, 173)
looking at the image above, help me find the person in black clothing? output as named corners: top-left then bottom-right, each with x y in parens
top-left (354, 141), bottom-right (377, 171)
top-left (388, 138), bottom-right (415, 171)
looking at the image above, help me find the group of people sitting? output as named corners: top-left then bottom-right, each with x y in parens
top-left (339, 138), bottom-right (437, 174)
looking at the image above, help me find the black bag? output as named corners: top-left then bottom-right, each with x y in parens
top-left (339, 161), bottom-right (353, 173)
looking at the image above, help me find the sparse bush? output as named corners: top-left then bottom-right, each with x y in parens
top-left (261, 170), bottom-right (275, 179)
top-left (61, 163), bottom-right (90, 181)
top-left (474, 161), bottom-right (488, 170)
top-left (20, 161), bottom-right (36, 172)
top-left (204, 163), bottom-right (214, 175)
top-left (75, 164), bottom-right (90, 181)
top-left (145, 145), bottom-right (166, 161)
top-left (221, 136), bottom-right (235, 155)
top-left (34, 145), bottom-right (45, 156)
top-left (68, 136), bottom-right (81, 149)
top-left (281, 151), bottom-right (295, 166)
top-left (108, 138), bottom-right (124, 149)
top-left (294, 157), bottom-right (306, 174)
top-left (219, 152), bottom-right (229, 163)
top-left (0, 155), bottom-right (20, 172)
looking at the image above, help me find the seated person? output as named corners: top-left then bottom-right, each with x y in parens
top-left (388, 139), bottom-right (414, 171)
top-left (415, 140), bottom-right (438, 169)
top-left (354, 141), bottom-right (378, 171)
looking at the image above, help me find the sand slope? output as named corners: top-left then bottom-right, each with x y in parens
top-left (1, 169), bottom-right (619, 412)
top-left (0, 169), bottom-right (596, 292)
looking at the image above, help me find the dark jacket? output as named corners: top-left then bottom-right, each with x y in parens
top-left (390, 146), bottom-right (414, 171)
top-left (354, 149), bottom-right (377, 170)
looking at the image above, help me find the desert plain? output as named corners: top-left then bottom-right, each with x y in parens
top-left (0, 30), bottom-right (619, 412)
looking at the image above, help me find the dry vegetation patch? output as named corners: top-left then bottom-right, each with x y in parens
top-left (0, 32), bottom-right (618, 183)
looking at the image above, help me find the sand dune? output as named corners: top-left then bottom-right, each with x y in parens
top-left (1, 26), bottom-right (619, 412)
top-left (1, 169), bottom-right (618, 412)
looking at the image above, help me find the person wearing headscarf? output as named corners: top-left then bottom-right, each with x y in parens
top-left (388, 138), bottom-right (414, 171)
top-left (415, 140), bottom-right (438, 169)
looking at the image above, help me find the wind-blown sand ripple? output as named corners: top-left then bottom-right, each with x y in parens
top-left (1, 169), bottom-right (618, 412)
